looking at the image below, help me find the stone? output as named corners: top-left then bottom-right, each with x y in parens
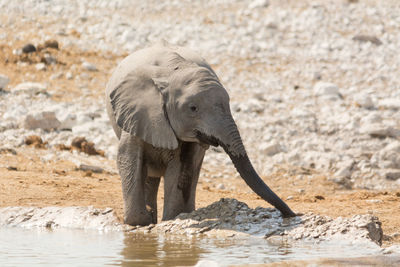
top-left (216, 183), bottom-right (225, 190)
top-left (66, 72), bottom-right (73, 79)
top-left (24, 111), bottom-right (61, 131)
top-left (313, 82), bottom-right (339, 96)
top-left (385, 171), bottom-right (400, 181)
top-left (248, 0), bottom-right (269, 9)
top-left (0, 74), bottom-right (9, 90)
top-left (35, 63), bottom-right (46, 71)
top-left (352, 35), bottom-right (382, 45)
top-left (355, 94), bottom-right (374, 109)
top-left (378, 99), bottom-right (400, 110)
top-left (43, 54), bottom-right (57, 65)
top-left (22, 43), bottom-right (36, 53)
top-left (360, 124), bottom-right (400, 138)
top-left (82, 61), bottom-right (97, 71)
top-left (12, 82), bottom-right (47, 94)
top-left (260, 142), bottom-right (283, 156)
top-left (78, 164), bottom-right (103, 173)
top-left (44, 39), bottom-right (59, 49)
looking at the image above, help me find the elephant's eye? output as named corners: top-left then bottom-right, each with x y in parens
top-left (189, 103), bottom-right (198, 113)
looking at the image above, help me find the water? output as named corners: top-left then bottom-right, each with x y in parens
top-left (0, 227), bottom-right (386, 266)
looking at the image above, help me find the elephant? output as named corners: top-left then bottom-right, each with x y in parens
top-left (105, 43), bottom-right (295, 226)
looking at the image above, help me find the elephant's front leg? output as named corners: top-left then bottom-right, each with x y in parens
top-left (162, 142), bottom-right (206, 221)
top-left (117, 132), bottom-right (153, 226)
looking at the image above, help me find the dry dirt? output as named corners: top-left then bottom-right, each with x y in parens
top-left (1, 40), bottom-right (399, 248)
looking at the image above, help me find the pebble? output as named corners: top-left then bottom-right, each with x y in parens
top-left (66, 72), bottom-right (73, 80)
top-left (24, 111), bottom-right (61, 131)
top-left (313, 82), bottom-right (340, 96)
top-left (12, 82), bottom-right (47, 94)
top-left (35, 63), bottom-right (46, 71)
top-left (0, 74), bottom-right (9, 90)
top-left (78, 164), bottom-right (104, 173)
top-left (216, 183), bottom-right (225, 190)
top-left (352, 35), bottom-right (383, 46)
top-left (22, 43), bottom-right (36, 53)
top-left (82, 61), bottom-right (97, 71)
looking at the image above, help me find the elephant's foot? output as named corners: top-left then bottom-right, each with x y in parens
top-left (124, 210), bottom-right (153, 226)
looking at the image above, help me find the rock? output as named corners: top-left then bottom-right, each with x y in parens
top-left (78, 164), bottom-right (103, 173)
top-left (0, 74), bottom-right (9, 90)
top-left (0, 148), bottom-right (17, 155)
top-left (12, 82), bottom-right (47, 94)
top-left (260, 142), bottom-right (283, 156)
top-left (71, 136), bottom-right (104, 156)
top-left (66, 72), bottom-right (73, 79)
top-left (216, 183), bottom-right (225, 190)
top-left (248, 0), bottom-right (269, 9)
top-left (313, 82), bottom-right (339, 96)
top-left (372, 142), bottom-right (400, 169)
top-left (59, 114), bottom-right (77, 130)
top-left (82, 61), bottom-right (97, 71)
top-left (25, 135), bottom-right (47, 148)
top-left (352, 35), bottom-right (383, 45)
top-left (44, 39), bottom-right (59, 49)
top-left (384, 171), bottom-right (400, 181)
top-left (360, 124), bottom-right (400, 138)
top-left (35, 63), bottom-right (46, 71)
top-left (194, 260), bottom-right (220, 267)
top-left (22, 43), bottom-right (36, 53)
top-left (24, 112), bottom-right (61, 131)
top-left (0, 206), bottom-right (124, 230)
top-left (355, 94), bottom-right (374, 109)
top-left (378, 99), bottom-right (400, 110)
top-left (43, 54), bottom-right (57, 65)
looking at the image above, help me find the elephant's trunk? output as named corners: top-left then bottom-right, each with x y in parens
top-left (196, 116), bottom-right (296, 218)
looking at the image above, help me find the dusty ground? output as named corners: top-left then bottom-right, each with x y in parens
top-left (1, 37), bottom-right (399, 249)
top-left (1, 147), bottom-right (399, 247)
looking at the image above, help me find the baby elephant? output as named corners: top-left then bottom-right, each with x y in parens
top-left (105, 43), bottom-right (295, 226)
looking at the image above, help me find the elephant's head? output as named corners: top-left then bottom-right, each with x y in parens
top-left (110, 52), bottom-right (295, 217)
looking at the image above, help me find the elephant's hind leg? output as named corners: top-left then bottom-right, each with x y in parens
top-left (145, 177), bottom-right (161, 224)
top-left (117, 133), bottom-right (153, 226)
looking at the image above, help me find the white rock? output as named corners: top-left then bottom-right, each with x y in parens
top-left (12, 82), bottom-right (47, 94)
top-left (59, 114), bottom-right (77, 130)
top-left (0, 74), bottom-right (10, 89)
top-left (195, 260), bottom-right (220, 267)
top-left (24, 111), bottom-right (61, 131)
top-left (82, 61), bottom-right (97, 71)
top-left (355, 94), bottom-right (374, 109)
top-left (216, 183), bottom-right (225, 190)
top-left (260, 142), bottom-right (283, 156)
top-left (66, 72), bottom-right (73, 79)
top-left (378, 99), bottom-right (400, 110)
top-left (360, 124), bottom-right (400, 138)
top-left (35, 63), bottom-right (46, 71)
top-left (313, 82), bottom-right (339, 96)
top-left (248, 0), bottom-right (269, 9)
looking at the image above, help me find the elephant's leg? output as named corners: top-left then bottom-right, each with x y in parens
top-left (117, 132), bottom-right (152, 226)
top-left (144, 177), bottom-right (161, 224)
top-left (162, 142), bottom-right (206, 221)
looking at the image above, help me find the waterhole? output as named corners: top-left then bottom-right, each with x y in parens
top-left (1, 227), bottom-right (390, 266)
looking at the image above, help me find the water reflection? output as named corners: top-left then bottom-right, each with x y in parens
top-left (0, 227), bottom-right (390, 267)
top-left (120, 234), bottom-right (203, 267)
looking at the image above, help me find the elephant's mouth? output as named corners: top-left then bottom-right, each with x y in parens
top-left (194, 130), bottom-right (220, 147)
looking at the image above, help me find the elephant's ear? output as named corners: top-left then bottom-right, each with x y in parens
top-left (109, 72), bottom-right (178, 150)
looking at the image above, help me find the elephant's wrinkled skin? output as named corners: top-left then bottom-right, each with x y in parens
top-left (105, 43), bottom-right (295, 226)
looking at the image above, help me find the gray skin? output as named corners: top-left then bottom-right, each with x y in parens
top-left (105, 43), bottom-right (295, 226)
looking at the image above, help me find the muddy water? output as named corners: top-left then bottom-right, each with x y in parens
top-left (0, 227), bottom-right (388, 267)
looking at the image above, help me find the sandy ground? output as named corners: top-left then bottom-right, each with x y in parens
top-left (1, 147), bottom-right (399, 247)
top-left (1, 39), bottom-right (399, 248)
